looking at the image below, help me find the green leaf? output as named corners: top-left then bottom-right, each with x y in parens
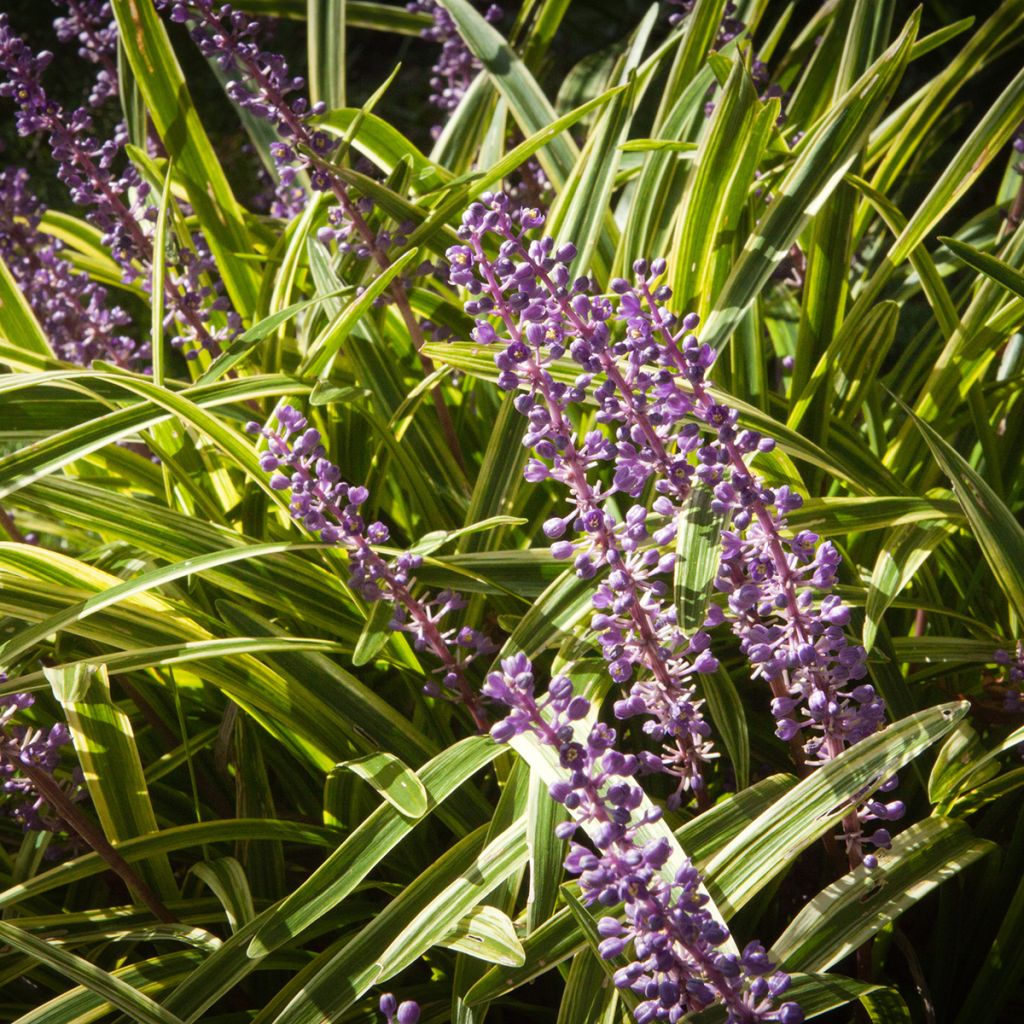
top-left (526, 767), bottom-right (567, 933)
top-left (699, 10), bottom-right (919, 350)
top-left (0, 819), bottom-right (337, 912)
top-left (863, 521), bottom-right (954, 652)
top-left (11, 951), bottom-right (202, 1024)
top-left (437, 0), bottom-right (579, 187)
top-left (149, 162), bottom-right (174, 386)
top-left (771, 817), bottom-right (994, 971)
top-left (900, 398), bottom-right (1024, 627)
top-left (703, 702), bottom-right (968, 916)
top-left (670, 57), bottom-right (778, 317)
top-left (298, 248), bottom-right (420, 376)
top-left (409, 516), bottom-right (528, 557)
top-left (702, 665), bottom-right (750, 791)
top-left (336, 750), bottom-right (430, 818)
top-left (351, 597), bottom-right (395, 667)
top-left (674, 485), bottom-right (724, 633)
top-left (0, 541), bottom-right (304, 669)
top-left (315, 109), bottom-right (449, 192)
top-left (189, 858), bottom-right (256, 933)
top-left (0, 256), bottom-right (53, 360)
top-left (111, 0), bottom-right (259, 316)
top-left (255, 819), bottom-right (529, 1024)
top-left (44, 663), bottom-right (178, 901)
top-left (247, 736), bottom-right (500, 956)
top-left (0, 919), bottom-right (189, 1024)
top-left (940, 235), bottom-right (1024, 302)
top-left (439, 905), bottom-right (526, 966)
top-left (307, 0), bottom-right (345, 110)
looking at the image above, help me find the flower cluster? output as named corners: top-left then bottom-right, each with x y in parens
top-left (446, 194), bottom-right (893, 854)
top-left (0, 13), bottom-right (238, 359)
top-left (0, 687), bottom-right (77, 836)
top-left (52, 0), bottom-right (119, 107)
top-left (449, 195), bottom-right (720, 805)
top-left (163, 1), bottom-right (331, 194)
top-left (0, 167), bottom-right (141, 367)
top-left (486, 655), bottom-right (802, 1024)
top-left (162, 1), bottom-right (433, 344)
top-left (995, 643), bottom-right (1024, 712)
top-left (248, 406), bottom-right (493, 728)
top-left (407, 0), bottom-right (502, 137)
top-left (378, 994), bottom-right (420, 1024)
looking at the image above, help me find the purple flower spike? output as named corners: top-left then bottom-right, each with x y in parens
top-left (407, 1), bottom-right (502, 137)
top-left (0, 13), bottom-right (238, 359)
top-left (995, 643), bottom-right (1024, 712)
top-left (252, 406), bottom-right (493, 729)
top-left (0, 685), bottom-right (81, 842)
top-left (52, 0), bottom-right (119, 107)
top-left (446, 192), bottom-right (894, 854)
top-left (447, 193), bottom-right (717, 805)
top-left (0, 168), bottom-right (141, 367)
top-left (486, 657), bottom-right (801, 1024)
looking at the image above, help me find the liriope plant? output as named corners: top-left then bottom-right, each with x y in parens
top-left (0, 1), bottom-right (1021, 1023)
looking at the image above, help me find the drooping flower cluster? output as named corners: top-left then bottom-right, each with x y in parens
top-left (163, 0), bottom-right (328, 202)
top-left (161, 1), bottom-right (435, 344)
top-left (449, 195), bottom-right (720, 805)
top-left (406, 0), bottom-right (502, 137)
top-left (995, 643), bottom-right (1024, 712)
top-left (248, 406), bottom-right (492, 728)
top-left (52, 0), bottom-right (119, 107)
top-left (445, 194), bottom-right (893, 853)
top-left (486, 655), bottom-right (802, 1024)
top-left (378, 993), bottom-right (420, 1024)
top-left (0, 13), bottom-right (238, 359)
top-left (0, 167), bottom-right (141, 367)
top-left (0, 687), bottom-right (78, 837)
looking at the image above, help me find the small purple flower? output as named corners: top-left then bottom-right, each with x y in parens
top-left (446, 193), bottom-right (894, 855)
top-left (0, 13), bottom-right (238, 359)
top-left (447, 194), bottom-right (719, 805)
top-left (379, 993), bottom-right (420, 1024)
top-left (0, 683), bottom-right (81, 846)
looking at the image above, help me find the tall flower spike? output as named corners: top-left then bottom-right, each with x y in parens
top-left (406, 1), bottom-right (502, 137)
top-left (0, 14), bottom-right (238, 359)
top-left (632, 292), bottom-right (894, 862)
top-left (0, 167), bottom-right (141, 367)
top-left (447, 193), bottom-right (894, 857)
top-left (248, 406), bottom-right (492, 729)
top-left (52, 0), bottom-right (119, 107)
top-left (448, 194), bottom-right (718, 806)
top-left (485, 656), bottom-right (803, 1024)
top-left (163, 0), bottom-right (464, 453)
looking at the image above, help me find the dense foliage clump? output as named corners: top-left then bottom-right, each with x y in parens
top-left (0, 2), bottom-right (1022, 1023)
